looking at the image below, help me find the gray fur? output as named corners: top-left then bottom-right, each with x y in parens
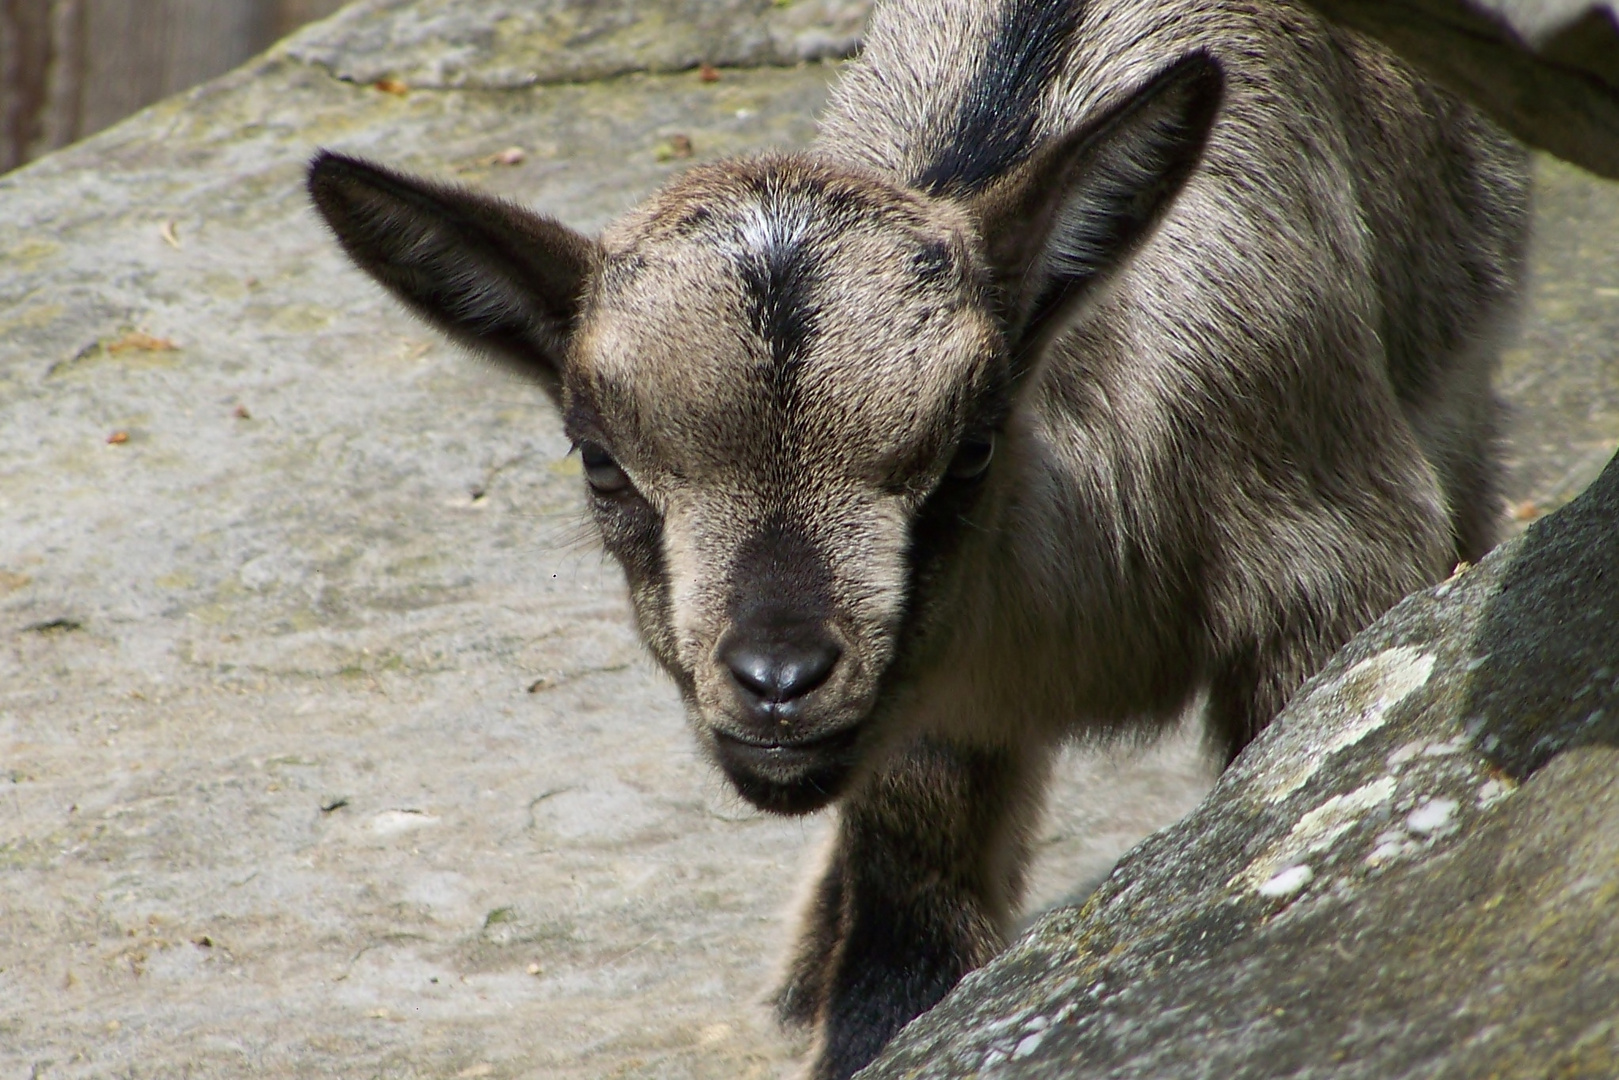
top-left (307, 0), bottom-right (1529, 1075)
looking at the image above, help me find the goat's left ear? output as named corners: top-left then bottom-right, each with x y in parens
top-left (307, 150), bottom-right (599, 404)
top-left (971, 52), bottom-right (1223, 368)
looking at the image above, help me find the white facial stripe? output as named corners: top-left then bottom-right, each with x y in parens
top-left (732, 190), bottom-right (813, 264)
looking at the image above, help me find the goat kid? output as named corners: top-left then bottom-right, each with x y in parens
top-left (308, 0), bottom-right (1528, 1075)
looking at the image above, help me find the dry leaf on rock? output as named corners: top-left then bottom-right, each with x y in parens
top-left (107, 331), bottom-right (178, 354)
top-left (655, 134), bottom-right (694, 161)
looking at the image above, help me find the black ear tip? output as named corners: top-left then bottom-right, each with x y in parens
top-left (305, 149), bottom-right (382, 198)
top-left (1150, 50), bottom-right (1224, 137)
top-left (307, 148), bottom-right (339, 179)
top-left (1177, 50), bottom-right (1226, 100)
top-left (305, 151), bottom-right (394, 229)
top-left (306, 148), bottom-right (345, 200)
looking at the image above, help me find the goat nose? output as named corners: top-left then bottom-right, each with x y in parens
top-left (722, 638), bottom-right (840, 704)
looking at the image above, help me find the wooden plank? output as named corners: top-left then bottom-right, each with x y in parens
top-left (1, 0), bottom-right (348, 172)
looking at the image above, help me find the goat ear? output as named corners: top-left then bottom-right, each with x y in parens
top-left (972, 52), bottom-right (1223, 369)
top-left (306, 150), bottom-right (599, 403)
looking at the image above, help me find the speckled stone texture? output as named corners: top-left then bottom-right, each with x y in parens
top-left (282, 0), bottom-right (870, 87)
top-left (861, 456), bottom-right (1619, 1078)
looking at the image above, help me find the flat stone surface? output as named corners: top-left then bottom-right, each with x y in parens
top-left (0, 5), bottom-right (1616, 1078)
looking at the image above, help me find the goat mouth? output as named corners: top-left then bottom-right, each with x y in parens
top-left (710, 726), bottom-right (862, 815)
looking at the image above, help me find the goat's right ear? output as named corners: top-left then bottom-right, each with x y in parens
top-left (306, 150), bottom-right (599, 403)
top-left (970, 53), bottom-right (1223, 377)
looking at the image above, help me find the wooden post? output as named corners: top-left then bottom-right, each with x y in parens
top-left (1, 0), bottom-right (347, 172)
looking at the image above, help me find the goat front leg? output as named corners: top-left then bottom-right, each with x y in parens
top-left (777, 736), bottom-right (1049, 1080)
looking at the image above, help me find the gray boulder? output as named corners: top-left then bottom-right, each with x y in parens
top-left (1304, 0), bottom-right (1619, 178)
top-left (863, 453), bottom-right (1619, 1078)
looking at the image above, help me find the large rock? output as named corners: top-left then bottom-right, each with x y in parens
top-left (1305, 0), bottom-right (1619, 178)
top-left (863, 454), bottom-right (1619, 1078)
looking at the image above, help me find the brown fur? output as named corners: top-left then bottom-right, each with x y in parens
top-left (307, 0), bottom-right (1529, 1075)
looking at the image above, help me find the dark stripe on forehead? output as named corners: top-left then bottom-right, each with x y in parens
top-left (732, 183), bottom-right (826, 402)
top-left (738, 232), bottom-right (820, 377)
top-left (913, 0), bottom-right (1083, 196)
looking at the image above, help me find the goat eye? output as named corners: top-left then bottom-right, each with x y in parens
top-left (946, 434), bottom-right (994, 481)
top-left (579, 441), bottom-right (632, 494)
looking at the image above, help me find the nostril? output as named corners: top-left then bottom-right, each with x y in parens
top-left (723, 639), bottom-right (840, 704)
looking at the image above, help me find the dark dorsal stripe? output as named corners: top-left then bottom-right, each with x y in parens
top-left (913, 0), bottom-right (1084, 196)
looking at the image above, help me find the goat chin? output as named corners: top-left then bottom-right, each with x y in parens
top-left (708, 724), bottom-right (866, 816)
